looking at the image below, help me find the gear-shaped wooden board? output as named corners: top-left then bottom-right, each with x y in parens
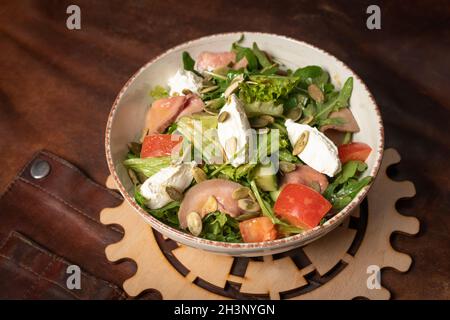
top-left (100, 149), bottom-right (419, 299)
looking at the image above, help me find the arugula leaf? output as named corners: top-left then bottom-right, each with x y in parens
top-left (134, 188), bottom-right (181, 228)
top-left (231, 39), bottom-right (258, 71)
top-left (134, 186), bottom-right (148, 208)
top-left (123, 156), bottom-right (172, 178)
top-left (217, 165), bottom-right (236, 180)
top-left (165, 122), bottom-right (178, 134)
top-left (249, 180), bottom-right (303, 234)
top-left (206, 162), bottom-right (255, 183)
top-left (201, 211), bottom-right (242, 243)
top-left (252, 42), bottom-right (272, 68)
top-left (317, 117), bottom-right (346, 127)
top-left (148, 201), bottom-right (181, 228)
top-left (270, 121), bottom-right (288, 136)
top-left (303, 102), bottom-right (317, 118)
top-left (149, 85), bottom-right (169, 99)
top-left (126, 152), bottom-right (139, 160)
top-left (235, 163), bottom-right (256, 180)
top-left (324, 160), bottom-right (372, 209)
top-left (278, 149), bottom-right (300, 163)
top-left (315, 77), bottom-right (353, 120)
top-left (330, 176), bottom-right (372, 209)
top-left (324, 160), bottom-right (366, 198)
top-left (342, 132), bottom-right (353, 145)
top-left (182, 51), bottom-right (203, 77)
top-left (127, 142), bottom-right (142, 158)
top-left (260, 63), bottom-right (279, 75)
top-left (182, 51), bottom-right (195, 71)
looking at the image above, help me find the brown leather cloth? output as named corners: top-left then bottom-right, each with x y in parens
top-left (0, 150), bottom-right (161, 299)
top-left (0, 0), bottom-right (449, 299)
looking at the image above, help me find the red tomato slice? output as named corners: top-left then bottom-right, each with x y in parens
top-left (338, 142), bottom-right (372, 163)
top-left (141, 134), bottom-right (183, 158)
top-left (239, 217), bottom-right (277, 243)
top-left (274, 184), bottom-right (332, 229)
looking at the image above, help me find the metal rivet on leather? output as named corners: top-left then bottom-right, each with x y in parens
top-left (30, 159), bottom-right (51, 179)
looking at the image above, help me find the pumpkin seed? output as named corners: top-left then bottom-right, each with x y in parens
top-left (199, 85), bottom-right (219, 94)
top-left (279, 161), bottom-right (296, 173)
top-left (308, 84), bottom-right (324, 103)
top-left (261, 115), bottom-right (275, 124)
top-left (187, 211), bottom-right (202, 236)
top-left (182, 89), bottom-right (193, 95)
top-left (192, 167), bottom-right (207, 183)
top-left (212, 66), bottom-right (230, 76)
top-left (204, 70), bottom-right (227, 80)
top-left (127, 169), bottom-right (140, 185)
top-left (300, 115), bottom-right (314, 124)
top-left (248, 190), bottom-right (257, 202)
top-left (140, 128), bottom-right (150, 142)
top-left (232, 186), bottom-right (250, 200)
top-left (225, 137), bottom-right (237, 155)
top-left (218, 111), bottom-right (230, 123)
top-left (203, 107), bottom-right (219, 115)
top-left (201, 196), bottom-right (218, 215)
top-left (165, 186), bottom-right (183, 201)
top-left (238, 199), bottom-right (261, 213)
top-left (224, 74), bottom-right (244, 98)
top-left (249, 116), bottom-right (269, 128)
top-left (285, 107), bottom-right (302, 121)
top-left (204, 99), bottom-right (222, 115)
top-left (235, 212), bottom-right (260, 221)
top-left (292, 131), bottom-right (310, 155)
top-left (137, 172), bottom-right (147, 184)
top-left (310, 181), bottom-right (321, 193)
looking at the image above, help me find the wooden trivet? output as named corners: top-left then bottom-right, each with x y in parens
top-left (100, 149), bottom-right (419, 299)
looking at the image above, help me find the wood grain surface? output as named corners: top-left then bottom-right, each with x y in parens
top-left (0, 0), bottom-right (448, 299)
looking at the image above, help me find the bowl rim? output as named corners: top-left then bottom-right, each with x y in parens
top-left (105, 31), bottom-right (384, 251)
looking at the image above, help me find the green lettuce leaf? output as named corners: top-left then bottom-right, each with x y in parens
top-left (239, 75), bottom-right (299, 103)
top-left (123, 156), bottom-right (172, 178)
top-left (176, 114), bottom-right (222, 164)
top-left (149, 85), bottom-right (169, 100)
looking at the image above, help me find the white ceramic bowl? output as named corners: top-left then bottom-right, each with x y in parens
top-left (105, 32), bottom-right (384, 257)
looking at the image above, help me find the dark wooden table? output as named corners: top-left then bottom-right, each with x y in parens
top-left (0, 0), bottom-right (448, 299)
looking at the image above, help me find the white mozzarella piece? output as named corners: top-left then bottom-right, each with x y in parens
top-left (285, 119), bottom-right (341, 177)
top-left (140, 162), bottom-right (195, 209)
top-left (168, 70), bottom-right (202, 96)
top-left (217, 94), bottom-right (251, 167)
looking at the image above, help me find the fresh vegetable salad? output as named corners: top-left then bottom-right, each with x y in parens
top-left (124, 36), bottom-right (373, 243)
